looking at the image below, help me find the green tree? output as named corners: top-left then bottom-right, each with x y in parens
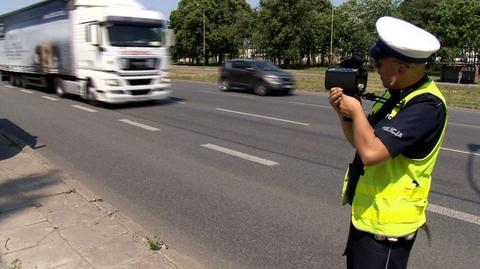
top-left (253, 0), bottom-right (331, 67)
top-left (169, 1), bottom-right (202, 64)
top-left (299, 0), bottom-right (332, 66)
top-left (169, 0), bottom-right (479, 67)
top-left (169, 0), bottom-right (253, 65)
top-left (360, 0), bottom-right (400, 32)
top-left (432, 0), bottom-right (480, 63)
top-left (333, 0), bottom-right (399, 62)
top-left (397, 0), bottom-right (440, 30)
top-left (396, 0), bottom-right (442, 67)
top-left (253, 0), bottom-right (300, 66)
top-left (333, 0), bottom-right (370, 61)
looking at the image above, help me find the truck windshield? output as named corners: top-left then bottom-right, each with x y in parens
top-left (107, 24), bottom-right (164, 47)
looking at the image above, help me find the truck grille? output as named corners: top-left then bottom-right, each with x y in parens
top-left (120, 58), bottom-right (158, 71)
top-left (128, 79), bottom-right (152, 86)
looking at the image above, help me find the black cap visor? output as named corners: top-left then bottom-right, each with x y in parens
top-left (368, 41), bottom-right (389, 60)
top-left (368, 39), bottom-right (428, 63)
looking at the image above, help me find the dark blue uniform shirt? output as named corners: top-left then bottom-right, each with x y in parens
top-left (371, 75), bottom-right (446, 159)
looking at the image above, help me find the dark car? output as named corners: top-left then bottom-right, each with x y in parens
top-left (218, 59), bottom-right (295, 96)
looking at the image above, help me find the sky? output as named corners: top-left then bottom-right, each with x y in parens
top-left (0, 0), bottom-right (344, 19)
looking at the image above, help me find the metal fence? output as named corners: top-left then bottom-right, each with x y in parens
top-left (439, 63), bottom-right (478, 84)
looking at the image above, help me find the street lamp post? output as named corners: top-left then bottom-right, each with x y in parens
top-left (330, 1), bottom-right (334, 65)
top-left (196, 3), bottom-right (206, 66)
top-left (203, 9), bottom-right (206, 67)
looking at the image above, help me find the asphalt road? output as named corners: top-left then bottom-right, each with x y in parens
top-left (0, 81), bottom-right (479, 269)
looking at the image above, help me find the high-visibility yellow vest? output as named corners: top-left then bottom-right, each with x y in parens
top-left (342, 79), bottom-right (448, 236)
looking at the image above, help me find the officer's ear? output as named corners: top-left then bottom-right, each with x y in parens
top-left (397, 62), bottom-right (410, 75)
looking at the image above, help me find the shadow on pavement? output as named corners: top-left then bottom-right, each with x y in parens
top-left (224, 87), bottom-right (295, 97)
top-left (0, 119), bottom-right (40, 161)
top-left (105, 96), bottom-right (187, 110)
top-left (0, 170), bottom-right (65, 217)
top-left (0, 118), bottom-right (63, 219)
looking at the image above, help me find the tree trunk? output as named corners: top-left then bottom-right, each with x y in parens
top-left (218, 53), bottom-right (223, 66)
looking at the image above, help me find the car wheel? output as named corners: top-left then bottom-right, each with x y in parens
top-left (219, 78), bottom-right (230, 92)
top-left (254, 83), bottom-right (269, 96)
top-left (284, 89), bottom-right (293, 95)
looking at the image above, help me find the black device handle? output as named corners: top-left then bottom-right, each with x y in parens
top-left (360, 92), bottom-right (388, 103)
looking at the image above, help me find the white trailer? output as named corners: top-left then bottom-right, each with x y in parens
top-left (0, 0), bottom-right (173, 104)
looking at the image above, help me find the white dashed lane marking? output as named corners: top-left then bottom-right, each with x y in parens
top-left (428, 204), bottom-right (480, 226)
top-left (441, 147), bottom-right (480, 157)
top-left (216, 108), bottom-right (310, 126)
top-left (289, 101), bottom-right (331, 109)
top-left (42, 96), bottom-right (59, 101)
top-left (119, 119), bottom-right (160, 132)
top-left (202, 143), bottom-right (279, 167)
top-left (449, 122), bottom-right (480, 129)
top-left (72, 105), bottom-right (97, 113)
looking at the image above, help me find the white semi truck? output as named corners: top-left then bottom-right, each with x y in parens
top-left (0, 0), bottom-right (173, 104)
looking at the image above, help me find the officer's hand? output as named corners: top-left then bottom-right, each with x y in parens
top-left (328, 87), bottom-right (343, 114)
top-left (338, 94), bottom-right (363, 119)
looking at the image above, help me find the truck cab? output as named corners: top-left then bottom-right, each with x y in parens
top-left (70, 0), bottom-right (173, 103)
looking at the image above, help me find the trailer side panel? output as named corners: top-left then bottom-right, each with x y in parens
top-left (0, 0), bottom-right (74, 76)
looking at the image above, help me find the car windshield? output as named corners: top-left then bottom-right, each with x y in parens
top-left (107, 24), bottom-right (165, 47)
top-left (253, 61), bottom-right (280, 71)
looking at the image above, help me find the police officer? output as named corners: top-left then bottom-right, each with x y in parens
top-left (328, 16), bottom-right (448, 269)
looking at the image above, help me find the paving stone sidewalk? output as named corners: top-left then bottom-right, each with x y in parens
top-left (0, 129), bottom-right (179, 269)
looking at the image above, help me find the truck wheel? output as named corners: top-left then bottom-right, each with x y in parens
top-left (20, 76), bottom-right (27, 88)
top-left (16, 75), bottom-right (22, 87)
top-left (254, 83), bottom-right (269, 96)
top-left (9, 74), bottom-right (15, 86)
top-left (14, 75), bottom-right (21, 87)
top-left (86, 87), bottom-right (100, 107)
top-left (55, 79), bottom-right (66, 98)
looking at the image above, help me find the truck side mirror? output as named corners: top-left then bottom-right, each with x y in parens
top-left (89, 24), bottom-right (99, 46)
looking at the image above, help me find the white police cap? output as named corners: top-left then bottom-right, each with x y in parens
top-left (368, 16), bottom-right (440, 63)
